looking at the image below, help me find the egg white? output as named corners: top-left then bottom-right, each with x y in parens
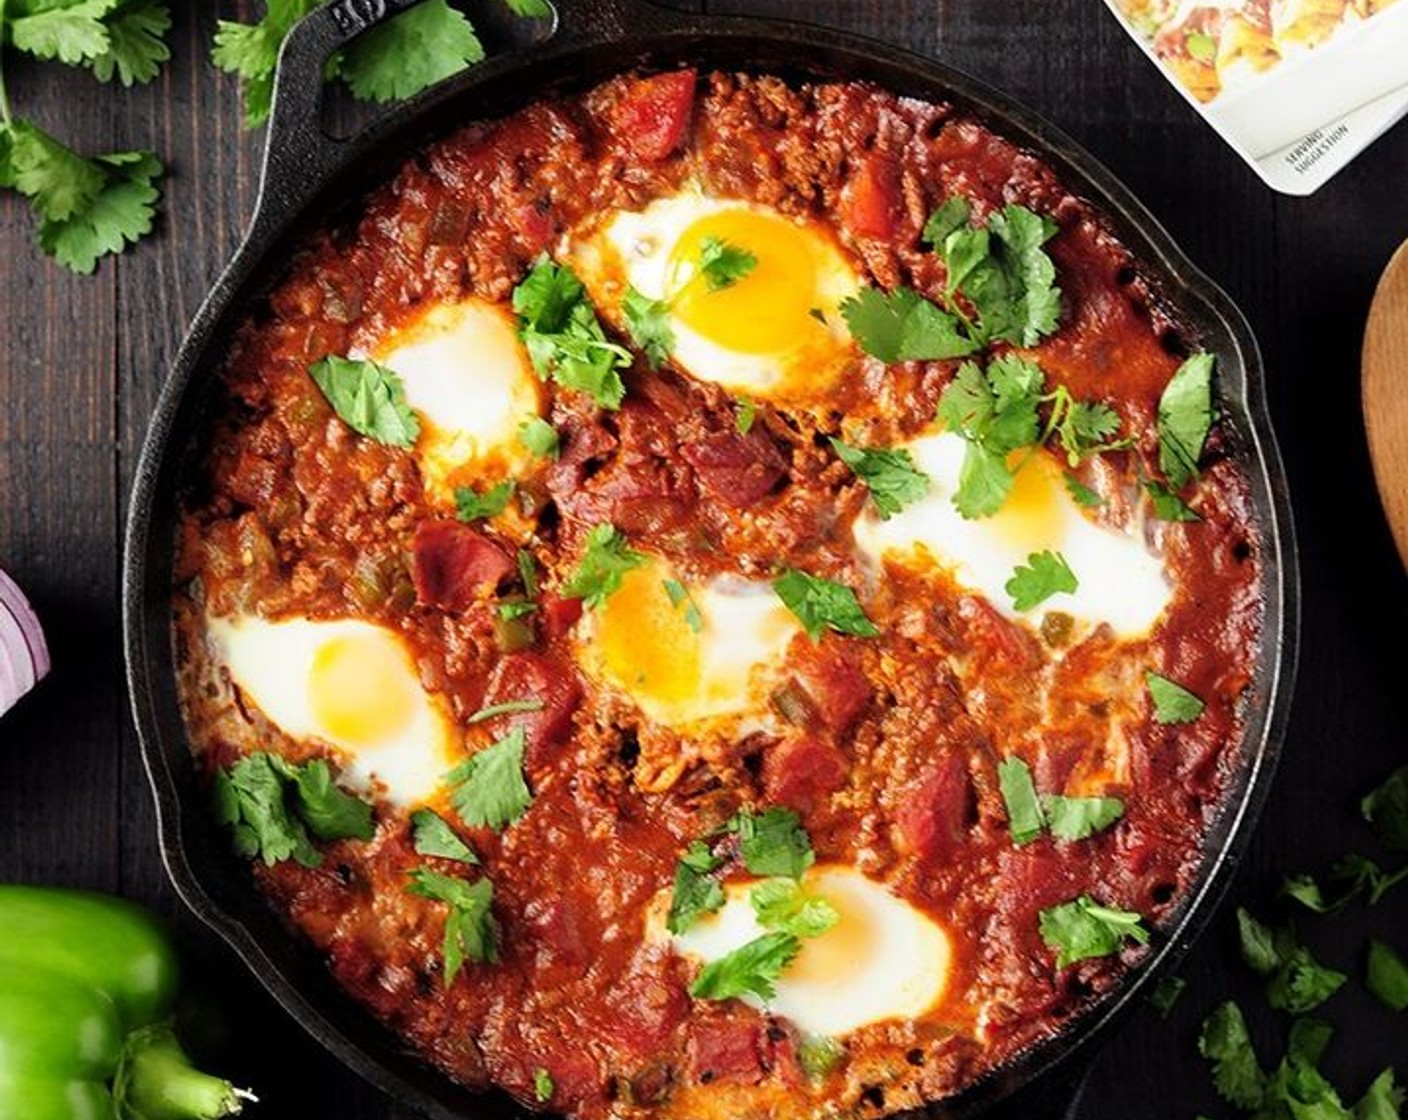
top-left (664, 865), bottom-right (952, 1037)
top-left (854, 431), bottom-right (1171, 638)
top-left (207, 614), bottom-right (460, 806)
top-left (568, 189), bottom-right (861, 404)
top-left (366, 298), bottom-right (544, 502)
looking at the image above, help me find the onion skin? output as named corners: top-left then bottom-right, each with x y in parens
top-left (0, 569), bottom-right (49, 718)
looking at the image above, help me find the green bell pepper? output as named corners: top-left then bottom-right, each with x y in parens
top-left (0, 885), bottom-right (253, 1120)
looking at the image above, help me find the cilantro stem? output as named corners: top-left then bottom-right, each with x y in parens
top-left (0, 0), bottom-right (12, 128)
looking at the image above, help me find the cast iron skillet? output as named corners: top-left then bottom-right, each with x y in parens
top-left (122, 1), bottom-right (1300, 1117)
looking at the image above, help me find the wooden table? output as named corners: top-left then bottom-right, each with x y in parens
top-left (2, 2), bottom-right (1405, 1116)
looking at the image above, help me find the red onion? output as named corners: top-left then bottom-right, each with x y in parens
top-left (0, 569), bottom-right (49, 717)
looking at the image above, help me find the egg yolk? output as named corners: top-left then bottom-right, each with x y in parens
top-left (598, 565), bottom-right (701, 705)
top-left (989, 451), bottom-right (1066, 554)
top-left (786, 879), bottom-right (882, 984)
top-left (668, 209), bottom-right (819, 355)
top-left (308, 631), bottom-right (419, 747)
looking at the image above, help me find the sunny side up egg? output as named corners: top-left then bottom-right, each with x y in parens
top-left (364, 298), bottom-right (545, 503)
top-left (207, 615), bottom-right (460, 807)
top-left (663, 865), bottom-right (953, 1038)
top-left (575, 554), bottom-right (802, 732)
top-left (569, 189), bottom-right (862, 406)
top-left (854, 431), bottom-right (1172, 639)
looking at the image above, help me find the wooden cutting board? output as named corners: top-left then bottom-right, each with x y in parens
top-left (1363, 238), bottom-right (1408, 569)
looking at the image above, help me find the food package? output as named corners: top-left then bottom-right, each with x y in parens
top-left (1105, 0), bottom-right (1408, 193)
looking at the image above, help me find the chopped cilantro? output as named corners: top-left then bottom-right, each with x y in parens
top-left (1199, 1001), bottom-right (1266, 1109)
top-left (696, 235), bottom-right (758, 291)
top-left (1363, 766), bottom-right (1408, 851)
top-left (1237, 907), bottom-right (1284, 976)
top-left (622, 285), bottom-right (675, 369)
top-left (839, 286), bottom-right (981, 363)
top-left (1039, 894), bottom-right (1149, 968)
top-left (1282, 855), bottom-right (1408, 913)
top-left (726, 807), bottom-right (815, 880)
top-left (467, 698), bottom-right (545, 724)
top-left (736, 396), bottom-right (757, 434)
top-left (667, 840), bottom-right (725, 934)
top-left (309, 355), bottom-right (421, 448)
top-left (1006, 549), bottom-right (1078, 612)
top-left (517, 415), bottom-right (559, 459)
top-left (997, 756), bottom-right (1045, 845)
top-left (562, 523), bottom-right (645, 609)
top-left (533, 1067), bottom-right (554, 1103)
top-left (830, 439), bottom-right (931, 519)
top-left (1065, 472), bottom-right (1103, 508)
top-left (797, 1035), bottom-right (845, 1080)
top-left (1146, 671), bottom-right (1204, 724)
top-left (1357, 1069), bottom-right (1406, 1120)
top-left (663, 578), bottom-right (703, 633)
top-left (689, 931), bottom-right (801, 1001)
top-left (1147, 975), bottom-right (1187, 1018)
top-left (517, 549), bottom-right (539, 597)
top-left (446, 727), bottom-right (533, 832)
top-left (1367, 940), bottom-right (1408, 1012)
top-left (772, 568), bottom-right (878, 640)
top-left (1238, 907), bottom-right (1346, 1014)
top-left (1043, 794), bottom-right (1125, 841)
top-left (513, 257), bottom-right (632, 410)
top-left (454, 480), bottom-right (514, 521)
top-left (405, 867), bottom-right (497, 985)
top-left (410, 809), bottom-right (479, 864)
top-left (749, 878), bottom-right (839, 939)
top-left (213, 753), bottom-right (374, 869)
top-left (1146, 481), bottom-right (1200, 522)
top-left (1157, 352), bottom-right (1215, 490)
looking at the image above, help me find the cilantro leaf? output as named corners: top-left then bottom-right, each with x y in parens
top-left (749, 878), bottom-right (839, 939)
top-left (696, 235), bottom-right (757, 291)
top-left (773, 568), bottom-right (878, 640)
top-left (663, 578), bottom-right (703, 633)
top-left (922, 197), bottom-right (971, 248)
top-left (1146, 481), bottom-right (1200, 522)
top-left (1157, 352), bottom-right (1215, 489)
top-left (211, 1), bottom-right (320, 127)
top-left (1147, 975), bottom-right (1187, 1018)
top-left (1199, 1001), bottom-right (1266, 1109)
top-left (1363, 766), bottom-right (1408, 851)
top-left (5, 120), bottom-right (106, 222)
top-left (517, 415), bottom-right (559, 459)
top-left (953, 442), bottom-right (1014, 519)
top-left (622, 285), bottom-right (675, 368)
top-left (1281, 855), bottom-right (1408, 914)
top-left (309, 355), bottom-right (421, 448)
top-left (1039, 894), bottom-right (1149, 968)
top-left (405, 868), bottom-right (497, 985)
top-left (1006, 550), bottom-right (1078, 612)
top-left (830, 439), bottom-right (930, 519)
top-left (446, 727), bottom-right (533, 832)
top-left (410, 809), bottom-right (479, 863)
top-left (36, 148), bottom-right (162, 274)
top-left (1146, 671), bottom-right (1204, 724)
top-left (839, 286), bottom-right (980, 363)
top-left (1065, 472), bottom-right (1103, 508)
top-left (935, 357), bottom-right (1044, 519)
top-left (213, 752), bottom-right (372, 867)
top-left (562, 523), bottom-right (645, 609)
top-left (797, 1036), bottom-right (845, 1081)
top-left (1043, 794), bottom-right (1125, 841)
top-left (667, 840), bottom-right (724, 934)
top-left (1052, 396), bottom-right (1124, 465)
top-left (454, 480), bottom-right (514, 521)
top-left (1357, 1070), bottom-right (1406, 1120)
top-left (997, 756), bottom-right (1045, 845)
top-left (1239, 912), bottom-right (1349, 1015)
top-left (1236, 906), bottom-right (1283, 976)
top-left (689, 930), bottom-right (801, 1001)
top-left (89, 0), bottom-right (171, 85)
top-left (8, 0), bottom-right (115, 65)
top-left (1367, 940), bottom-right (1408, 1012)
top-left (336, 0), bottom-right (483, 103)
top-left (727, 807), bottom-right (815, 879)
top-left (533, 1068), bottom-right (554, 1103)
top-left (513, 258), bottom-right (631, 409)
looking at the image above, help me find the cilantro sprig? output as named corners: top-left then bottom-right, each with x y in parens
top-left (667, 840), bottom-right (725, 935)
top-left (773, 568), bottom-right (878, 640)
top-left (213, 752), bottom-right (374, 868)
top-left (1039, 894), bottom-right (1149, 968)
top-left (562, 523), bottom-right (645, 609)
top-left (455, 480), bottom-right (515, 522)
top-left (513, 258), bottom-right (633, 409)
top-left (406, 867), bottom-right (497, 986)
top-left (689, 930), bottom-right (801, 1001)
top-left (1006, 550), bottom-right (1078, 612)
top-left (726, 807), bottom-right (816, 880)
top-left (446, 726), bottom-right (533, 832)
top-left (830, 439), bottom-right (930, 519)
top-left (1237, 907), bottom-right (1347, 1014)
top-left (997, 756), bottom-right (1124, 845)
